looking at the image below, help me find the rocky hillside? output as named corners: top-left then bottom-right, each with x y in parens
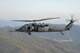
top-left (0, 27), bottom-right (80, 53)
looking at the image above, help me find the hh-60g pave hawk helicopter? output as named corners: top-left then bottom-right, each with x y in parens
top-left (13, 16), bottom-right (75, 35)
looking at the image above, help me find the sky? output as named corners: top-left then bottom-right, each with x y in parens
top-left (0, 0), bottom-right (80, 25)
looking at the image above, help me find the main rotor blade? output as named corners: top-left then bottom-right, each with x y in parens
top-left (36, 17), bottom-right (60, 21)
top-left (13, 20), bottom-right (33, 22)
top-left (13, 17), bottom-right (60, 22)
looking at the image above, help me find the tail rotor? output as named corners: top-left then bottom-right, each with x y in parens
top-left (66, 15), bottom-right (77, 22)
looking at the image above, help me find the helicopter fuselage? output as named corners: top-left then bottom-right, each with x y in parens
top-left (15, 23), bottom-right (67, 33)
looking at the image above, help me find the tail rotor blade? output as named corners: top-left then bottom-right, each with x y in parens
top-left (66, 15), bottom-right (78, 22)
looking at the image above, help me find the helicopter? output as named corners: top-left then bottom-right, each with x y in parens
top-left (13, 16), bottom-right (75, 35)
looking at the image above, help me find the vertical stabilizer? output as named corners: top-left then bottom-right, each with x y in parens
top-left (65, 20), bottom-right (74, 30)
top-left (65, 16), bottom-right (75, 30)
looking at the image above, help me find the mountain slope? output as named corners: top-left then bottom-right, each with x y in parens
top-left (0, 28), bottom-right (80, 53)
